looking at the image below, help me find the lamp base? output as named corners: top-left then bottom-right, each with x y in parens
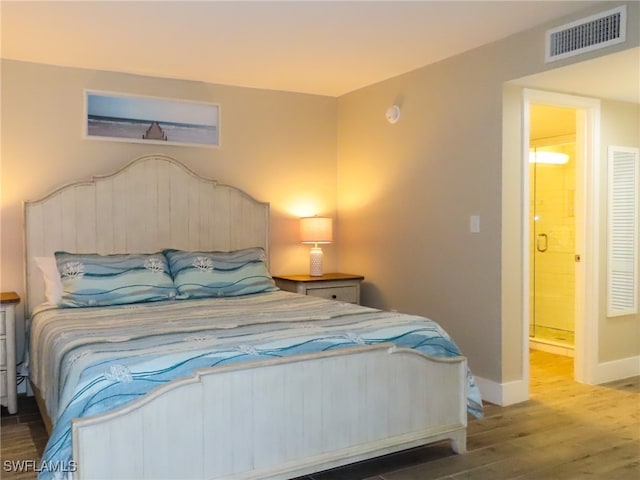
top-left (309, 247), bottom-right (323, 276)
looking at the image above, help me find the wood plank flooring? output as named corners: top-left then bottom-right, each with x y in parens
top-left (1, 350), bottom-right (638, 479)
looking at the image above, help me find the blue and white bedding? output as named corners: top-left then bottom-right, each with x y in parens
top-left (30, 291), bottom-right (483, 479)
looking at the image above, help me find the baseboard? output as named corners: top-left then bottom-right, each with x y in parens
top-left (474, 376), bottom-right (528, 407)
top-left (529, 339), bottom-right (574, 358)
top-left (476, 355), bottom-right (639, 407)
top-left (594, 355), bottom-right (640, 384)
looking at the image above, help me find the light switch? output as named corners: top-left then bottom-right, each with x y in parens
top-left (470, 215), bottom-right (480, 233)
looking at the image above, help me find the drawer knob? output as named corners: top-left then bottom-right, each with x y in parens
top-left (332, 294), bottom-right (337, 299)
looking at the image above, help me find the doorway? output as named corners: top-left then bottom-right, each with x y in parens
top-left (522, 89), bottom-right (600, 386)
top-left (529, 104), bottom-right (577, 359)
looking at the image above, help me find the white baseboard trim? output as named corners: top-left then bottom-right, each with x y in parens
top-left (474, 376), bottom-right (529, 407)
top-left (529, 339), bottom-right (574, 358)
top-left (476, 355), bottom-right (639, 407)
top-left (594, 355), bottom-right (640, 384)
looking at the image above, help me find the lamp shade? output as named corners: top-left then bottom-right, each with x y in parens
top-left (300, 217), bottom-right (333, 244)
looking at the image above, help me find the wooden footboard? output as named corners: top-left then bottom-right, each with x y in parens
top-left (72, 343), bottom-right (467, 480)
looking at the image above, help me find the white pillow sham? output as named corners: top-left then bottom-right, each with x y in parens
top-left (35, 256), bottom-right (63, 305)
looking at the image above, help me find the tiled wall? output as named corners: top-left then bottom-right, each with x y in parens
top-left (530, 144), bottom-right (576, 333)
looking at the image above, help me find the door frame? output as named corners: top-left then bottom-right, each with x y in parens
top-left (521, 89), bottom-right (601, 385)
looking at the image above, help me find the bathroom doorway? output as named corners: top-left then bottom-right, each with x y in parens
top-left (529, 104), bottom-right (577, 358)
top-left (522, 89), bottom-right (601, 387)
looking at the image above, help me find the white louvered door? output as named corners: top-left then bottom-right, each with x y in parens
top-left (607, 146), bottom-right (639, 317)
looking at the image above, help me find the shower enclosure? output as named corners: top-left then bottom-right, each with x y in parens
top-left (529, 143), bottom-right (576, 353)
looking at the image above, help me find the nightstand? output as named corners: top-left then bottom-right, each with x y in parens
top-left (273, 273), bottom-right (364, 305)
top-left (1, 292), bottom-right (19, 414)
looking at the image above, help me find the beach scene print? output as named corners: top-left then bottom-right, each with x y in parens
top-left (87, 92), bottom-right (219, 146)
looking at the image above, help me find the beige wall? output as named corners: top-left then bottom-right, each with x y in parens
top-left (599, 99), bottom-right (640, 362)
top-left (338, 1), bottom-right (639, 385)
top-left (337, 57), bottom-right (504, 382)
top-left (1, 59), bottom-right (338, 359)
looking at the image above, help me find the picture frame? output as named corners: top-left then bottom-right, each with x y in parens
top-left (84, 90), bottom-right (219, 147)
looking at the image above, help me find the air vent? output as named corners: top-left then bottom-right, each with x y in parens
top-left (545, 5), bottom-right (626, 63)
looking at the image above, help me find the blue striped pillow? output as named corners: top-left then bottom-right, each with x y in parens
top-left (164, 247), bottom-right (277, 299)
top-left (55, 252), bottom-right (177, 307)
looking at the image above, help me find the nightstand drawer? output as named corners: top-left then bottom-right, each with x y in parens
top-left (0, 292), bottom-right (19, 414)
top-left (0, 370), bottom-right (6, 399)
top-left (274, 274), bottom-right (364, 305)
top-left (0, 339), bottom-right (5, 368)
top-left (307, 286), bottom-right (358, 303)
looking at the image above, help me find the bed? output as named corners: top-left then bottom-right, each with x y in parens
top-left (24, 154), bottom-right (482, 480)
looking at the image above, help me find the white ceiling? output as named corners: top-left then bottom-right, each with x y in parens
top-left (1, 1), bottom-right (637, 101)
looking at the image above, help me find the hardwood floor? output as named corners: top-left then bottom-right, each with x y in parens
top-left (1, 350), bottom-right (638, 479)
top-left (0, 390), bottom-right (47, 480)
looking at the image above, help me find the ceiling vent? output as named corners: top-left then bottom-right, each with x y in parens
top-left (545, 5), bottom-right (626, 63)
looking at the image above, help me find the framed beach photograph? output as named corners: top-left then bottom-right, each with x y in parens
top-left (84, 91), bottom-right (219, 147)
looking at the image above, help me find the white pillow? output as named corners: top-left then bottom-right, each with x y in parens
top-left (35, 256), bottom-right (62, 305)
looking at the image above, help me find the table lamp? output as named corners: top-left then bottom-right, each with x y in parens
top-left (300, 216), bottom-right (333, 276)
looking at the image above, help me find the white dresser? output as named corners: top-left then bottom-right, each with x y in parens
top-left (1, 292), bottom-right (19, 414)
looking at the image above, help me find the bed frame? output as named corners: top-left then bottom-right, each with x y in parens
top-left (24, 154), bottom-right (468, 479)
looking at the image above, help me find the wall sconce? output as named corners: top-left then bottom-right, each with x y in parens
top-left (300, 216), bottom-right (333, 276)
top-left (385, 105), bottom-right (401, 124)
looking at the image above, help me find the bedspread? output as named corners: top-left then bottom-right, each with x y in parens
top-left (29, 290), bottom-right (483, 479)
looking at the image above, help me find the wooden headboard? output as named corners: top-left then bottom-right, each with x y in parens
top-left (24, 154), bottom-right (270, 315)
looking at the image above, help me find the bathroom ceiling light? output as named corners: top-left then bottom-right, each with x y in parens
top-left (529, 151), bottom-right (569, 164)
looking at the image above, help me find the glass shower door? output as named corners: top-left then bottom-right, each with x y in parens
top-left (529, 145), bottom-right (576, 345)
